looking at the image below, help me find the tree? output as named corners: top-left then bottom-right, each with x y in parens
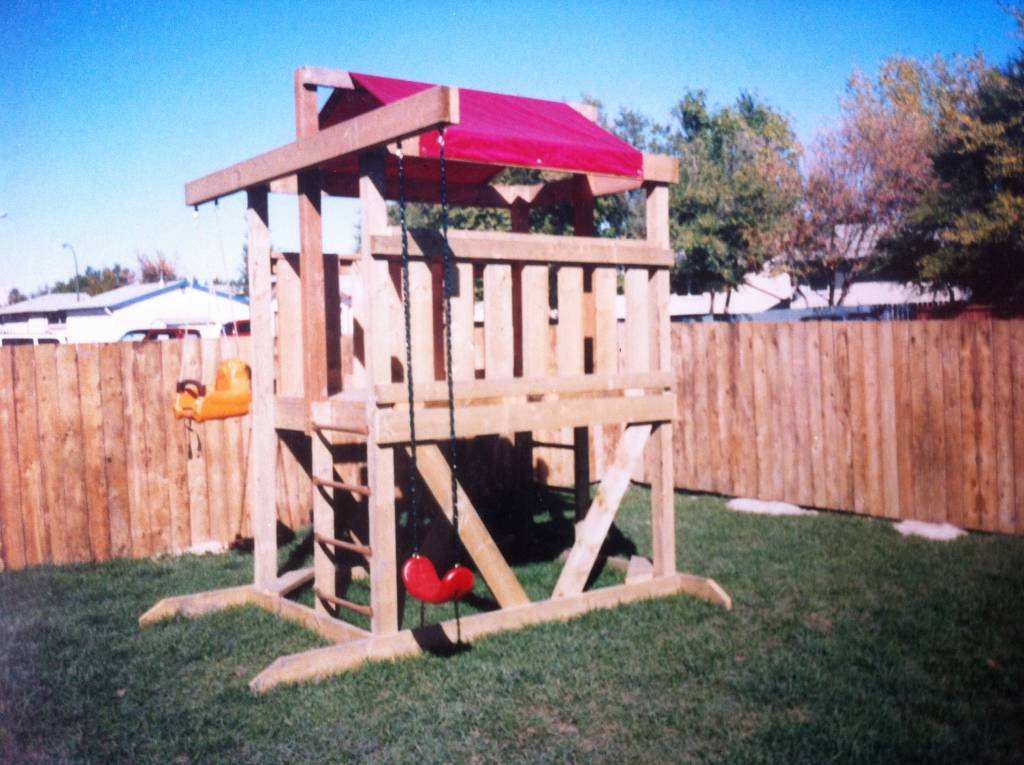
top-left (136, 251), bottom-right (178, 283)
top-left (887, 41), bottom-right (1023, 302)
top-left (6, 288), bottom-right (26, 305)
top-left (48, 264), bottom-right (135, 296)
top-left (789, 55), bottom-right (979, 305)
top-left (668, 91), bottom-right (802, 309)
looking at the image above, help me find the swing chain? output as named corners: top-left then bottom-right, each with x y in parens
top-left (397, 142), bottom-right (422, 554)
top-left (439, 129), bottom-right (460, 555)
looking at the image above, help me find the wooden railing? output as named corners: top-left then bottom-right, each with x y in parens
top-left (2, 317), bottom-right (1020, 572)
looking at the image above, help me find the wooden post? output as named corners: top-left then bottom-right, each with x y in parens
top-left (360, 150), bottom-right (399, 634)
top-left (571, 176), bottom-right (593, 519)
top-left (247, 187), bottom-right (278, 589)
top-left (312, 431), bottom-right (334, 613)
top-left (645, 182), bottom-right (675, 577)
top-left (510, 199), bottom-right (533, 488)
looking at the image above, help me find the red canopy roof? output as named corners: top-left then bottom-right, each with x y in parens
top-left (317, 73), bottom-right (643, 197)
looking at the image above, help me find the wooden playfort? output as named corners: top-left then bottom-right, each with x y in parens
top-left (141, 67), bottom-right (730, 692)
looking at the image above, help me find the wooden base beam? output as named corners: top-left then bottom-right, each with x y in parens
top-left (139, 577), bottom-right (370, 644)
top-left (250, 573), bottom-right (731, 693)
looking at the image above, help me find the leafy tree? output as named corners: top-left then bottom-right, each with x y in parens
top-left (668, 90), bottom-right (802, 308)
top-left (789, 55), bottom-right (981, 305)
top-left (136, 251), bottom-right (178, 283)
top-left (49, 264), bottom-right (135, 296)
top-left (887, 41), bottom-right (1024, 302)
top-left (6, 288), bottom-right (27, 305)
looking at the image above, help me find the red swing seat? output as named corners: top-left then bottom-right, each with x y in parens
top-left (402, 554), bottom-right (474, 605)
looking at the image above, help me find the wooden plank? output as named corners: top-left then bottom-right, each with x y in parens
top-left (750, 324), bottom-right (773, 500)
top-left (803, 323), bottom-right (828, 509)
top-left (992, 320), bottom-right (1016, 534)
top-left (592, 267), bottom-right (617, 374)
top-left (247, 187), bottom-right (278, 587)
top-left (940, 322), bottom-right (964, 527)
top-left (312, 432), bottom-right (335, 614)
top-left (908, 321), bottom-right (931, 523)
top-left (732, 323), bottom-right (757, 498)
top-left (407, 259), bottom-right (435, 381)
top-left (372, 229), bottom-right (674, 268)
top-left (33, 344), bottom-right (67, 563)
top-left (12, 347), bottom-right (47, 565)
top-left (875, 322), bottom-right (902, 520)
top-left (276, 253), bottom-right (304, 396)
top-left (765, 324), bottom-right (786, 501)
top-left (97, 344), bottom-right (131, 558)
top-left (776, 323), bottom-right (799, 502)
top-left (556, 267), bottom-right (584, 376)
top-left (186, 85), bottom-right (459, 205)
top-left (450, 262), bottom-right (475, 381)
top-left (846, 325), bottom-right (869, 515)
top-left (251, 571), bottom-right (729, 693)
top-left (817, 323), bottom-right (839, 509)
top-left (832, 324), bottom-right (855, 511)
top-left (860, 324), bottom-right (886, 518)
top-left (176, 337), bottom-right (209, 546)
top-left (412, 445), bottom-right (530, 607)
top-left (623, 268), bottom-right (650, 373)
top-left (890, 322), bottom-right (916, 524)
top-left (376, 393), bottom-right (674, 445)
top-left (299, 162), bottom-right (328, 413)
top-left (361, 151), bottom-right (394, 388)
top-left (77, 344), bottom-right (112, 561)
top-left (674, 326), bottom-right (696, 489)
top-left (367, 442), bottom-right (398, 634)
top-left (714, 324), bottom-right (736, 494)
top-left (200, 339), bottom-right (230, 545)
top-left (1011, 321), bottom-right (1024, 534)
top-left (0, 348), bottom-right (25, 569)
top-left (158, 341), bottom-right (190, 553)
top-left (375, 372), bottom-right (671, 405)
top-left (219, 337), bottom-right (247, 540)
top-left (139, 341), bottom-right (171, 555)
top-left (789, 324), bottom-right (813, 507)
top-left (554, 423), bottom-right (653, 597)
top-left (970, 320), bottom-right (997, 531)
top-left (924, 321), bottom-right (949, 524)
top-left (484, 264), bottom-right (514, 379)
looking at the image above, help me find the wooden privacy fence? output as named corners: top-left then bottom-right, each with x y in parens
top-left (655, 318), bottom-right (1023, 535)
top-left (0, 338), bottom-right (311, 571)
top-left (1, 318), bottom-right (1022, 571)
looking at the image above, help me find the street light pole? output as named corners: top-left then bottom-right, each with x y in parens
top-left (62, 242), bottom-right (81, 302)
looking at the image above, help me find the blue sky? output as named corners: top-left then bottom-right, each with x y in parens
top-left (0, 0), bottom-right (1019, 297)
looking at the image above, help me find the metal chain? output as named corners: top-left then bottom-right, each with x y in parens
top-left (439, 129), bottom-right (461, 558)
top-left (397, 142), bottom-right (421, 553)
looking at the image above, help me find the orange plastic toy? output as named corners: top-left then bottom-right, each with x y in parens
top-left (173, 358), bottom-right (251, 422)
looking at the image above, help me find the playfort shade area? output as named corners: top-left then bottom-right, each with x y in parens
top-left (140, 67), bottom-right (730, 693)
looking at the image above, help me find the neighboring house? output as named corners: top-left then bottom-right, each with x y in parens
top-left (0, 280), bottom-right (249, 343)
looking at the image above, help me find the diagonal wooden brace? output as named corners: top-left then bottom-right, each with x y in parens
top-left (552, 423), bottom-right (653, 598)
top-left (409, 445), bottom-right (530, 608)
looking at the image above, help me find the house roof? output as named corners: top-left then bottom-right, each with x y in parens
top-left (317, 72), bottom-right (644, 196)
top-left (0, 279), bottom-right (247, 319)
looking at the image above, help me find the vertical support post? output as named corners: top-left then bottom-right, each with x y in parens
top-left (246, 186), bottom-right (277, 590)
top-left (312, 431), bottom-right (334, 613)
top-left (360, 150), bottom-right (399, 634)
top-left (276, 253), bottom-right (304, 396)
top-left (572, 175), bottom-right (594, 520)
top-left (510, 199), bottom-right (533, 487)
top-left (645, 182), bottom-right (675, 577)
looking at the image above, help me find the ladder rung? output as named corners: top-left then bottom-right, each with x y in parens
top-left (530, 440), bottom-right (575, 450)
top-left (312, 421), bottom-right (370, 436)
top-left (314, 587), bottom-right (373, 618)
top-left (314, 531), bottom-right (372, 559)
top-left (312, 476), bottom-right (372, 497)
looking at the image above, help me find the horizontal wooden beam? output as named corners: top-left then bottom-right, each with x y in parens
top-left (374, 392), bottom-right (675, 444)
top-left (185, 85), bottom-right (460, 205)
top-left (371, 228), bottom-right (674, 267)
top-left (274, 395), bottom-right (306, 431)
top-left (295, 65), bottom-right (354, 90)
top-left (311, 398), bottom-right (370, 436)
top-left (249, 572), bottom-right (731, 692)
top-left (139, 584), bottom-right (370, 644)
top-left (374, 372), bottom-right (674, 405)
top-left (643, 154), bottom-right (679, 184)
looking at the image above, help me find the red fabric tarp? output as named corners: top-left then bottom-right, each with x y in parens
top-left (317, 72), bottom-right (643, 194)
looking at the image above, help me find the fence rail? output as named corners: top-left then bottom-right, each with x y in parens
top-left (1, 318), bottom-right (1021, 571)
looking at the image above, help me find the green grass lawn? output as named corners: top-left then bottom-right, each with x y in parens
top-left (2, 488), bottom-right (1023, 764)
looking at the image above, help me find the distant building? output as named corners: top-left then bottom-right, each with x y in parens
top-left (0, 280), bottom-right (249, 343)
